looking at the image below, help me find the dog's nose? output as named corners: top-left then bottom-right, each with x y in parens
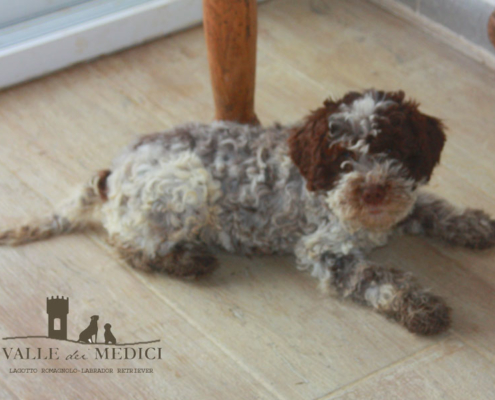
top-left (362, 184), bottom-right (386, 205)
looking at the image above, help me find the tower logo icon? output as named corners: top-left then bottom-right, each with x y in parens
top-left (46, 296), bottom-right (69, 340)
top-left (3, 295), bottom-right (159, 347)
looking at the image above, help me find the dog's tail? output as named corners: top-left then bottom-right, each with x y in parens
top-left (0, 170), bottom-right (111, 246)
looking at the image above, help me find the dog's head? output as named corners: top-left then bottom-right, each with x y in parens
top-left (289, 90), bottom-right (446, 231)
top-left (104, 323), bottom-right (111, 329)
top-left (91, 315), bottom-right (99, 321)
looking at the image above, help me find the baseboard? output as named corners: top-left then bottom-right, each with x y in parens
top-left (368, 0), bottom-right (495, 71)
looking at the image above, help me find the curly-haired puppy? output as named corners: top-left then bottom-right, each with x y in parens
top-left (2, 89), bottom-right (494, 335)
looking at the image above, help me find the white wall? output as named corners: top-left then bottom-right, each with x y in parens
top-left (396, 0), bottom-right (495, 53)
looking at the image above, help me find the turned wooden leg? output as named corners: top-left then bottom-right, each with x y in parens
top-left (203, 0), bottom-right (259, 124)
top-left (489, 10), bottom-right (495, 50)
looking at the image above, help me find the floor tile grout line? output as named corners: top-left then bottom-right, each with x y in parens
top-left (450, 330), bottom-right (495, 365)
top-left (313, 337), bottom-right (452, 400)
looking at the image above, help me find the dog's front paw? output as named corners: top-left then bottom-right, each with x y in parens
top-left (447, 209), bottom-right (495, 250)
top-left (397, 291), bottom-right (451, 336)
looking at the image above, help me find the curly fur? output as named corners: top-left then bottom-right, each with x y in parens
top-left (2, 89), bottom-right (494, 336)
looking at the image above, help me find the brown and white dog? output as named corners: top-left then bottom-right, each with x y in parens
top-left (2, 89), bottom-right (494, 335)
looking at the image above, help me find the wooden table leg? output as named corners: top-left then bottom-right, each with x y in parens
top-left (203, 0), bottom-right (259, 124)
top-left (489, 10), bottom-right (495, 50)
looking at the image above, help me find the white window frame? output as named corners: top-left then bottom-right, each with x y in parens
top-left (0, 0), bottom-right (204, 89)
top-left (0, 0), bottom-right (87, 28)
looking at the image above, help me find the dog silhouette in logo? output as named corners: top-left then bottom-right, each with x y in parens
top-left (78, 315), bottom-right (99, 343)
top-left (104, 323), bottom-right (116, 345)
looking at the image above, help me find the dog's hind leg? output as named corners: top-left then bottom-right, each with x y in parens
top-left (104, 151), bottom-right (221, 277)
top-left (116, 240), bottom-right (218, 278)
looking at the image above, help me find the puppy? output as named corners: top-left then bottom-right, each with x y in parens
top-left (2, 89), bottom-right (494, 335)
top-left (104, 323), bottom-right (116, 345)
top-left (78, 315), bottom-right (99, 343)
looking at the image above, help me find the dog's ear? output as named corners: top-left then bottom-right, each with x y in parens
top-left (288, 99), bottom-right (350, 191)
top-left (395, 101), bottom-right (446, 182)
top-left (413, 112), bottom-right (446, 182)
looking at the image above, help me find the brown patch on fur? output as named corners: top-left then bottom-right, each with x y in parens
top-left (331, 256), bottom-right (451, 335)
top-left (288, 96), bottom-right (356, 191)
top-left (96, 170), bottom-right (111, 201)
top-left (369, 91), bottom-right (446, 182)
top-left (114, 239), bottom-right (218, 278)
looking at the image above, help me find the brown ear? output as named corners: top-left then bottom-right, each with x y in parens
top-left (401, 104), bottom-right (446, 182)
top-left (367, 93), bottom-right (446, 183)
top-left (416, 114), bottom-right (446, 181)
top-left (288, 101), bottom-right (345, 191)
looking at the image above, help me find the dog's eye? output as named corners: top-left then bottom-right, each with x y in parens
top-left (382, 148), bottom-right (393, 156)
top-left (329, 121), bottom-right (344, 137)
top-left (341, 151), bottom-right (352, 159)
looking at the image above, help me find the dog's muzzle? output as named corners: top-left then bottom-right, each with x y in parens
top-left (325, 159), bottom-right (418, 231)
